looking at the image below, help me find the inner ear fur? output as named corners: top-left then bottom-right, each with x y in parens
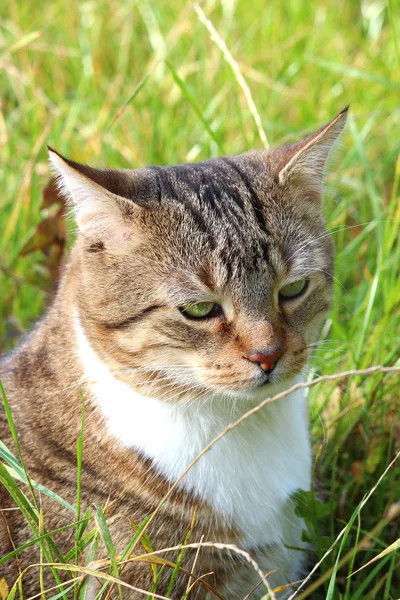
top-left (48, 149), bottom-right (141, 246)
top-left (271, 106), bottom-right (348, 196)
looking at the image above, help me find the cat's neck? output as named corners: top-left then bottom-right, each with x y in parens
top-left (75, 311), bottom-right (311, 547)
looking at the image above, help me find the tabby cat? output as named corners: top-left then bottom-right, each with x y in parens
top-left (0, 108), bottom-right (347, 599)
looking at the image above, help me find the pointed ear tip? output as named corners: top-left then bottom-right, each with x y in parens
top-left (337, 105), bottom-right (350, 120)
top-left (47, 145), bottom-right (61, 157)
top-left (48, 147), bottom-right (70, 172)
top-left (326, 105), bottom-right (349, 133)
top-left (47, 146), bottom-right (61, 161)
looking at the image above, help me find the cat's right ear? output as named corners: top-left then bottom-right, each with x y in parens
top-left (272, 107), bottom-right (348, 197)
top-left (48, 148), bottom-right (139, 246)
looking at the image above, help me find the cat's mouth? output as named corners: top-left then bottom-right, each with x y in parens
top-left (256, 376), bottom-right (273, 386)
top-left (253, 371), bottom-right (274, 387)
top-left (249, 362), bottom-right (288, 388)
top-left (220, 372), bottom-right (299, 402)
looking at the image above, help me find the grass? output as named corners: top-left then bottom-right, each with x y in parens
top-left (0, 0), bottom-right (399, 597)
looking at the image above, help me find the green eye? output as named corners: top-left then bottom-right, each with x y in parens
top-left (180, 302), bottom-right (220, 319)
top-left (279, 279), bottom-right (308, 300)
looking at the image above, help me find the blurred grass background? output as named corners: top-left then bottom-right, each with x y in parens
top-left (0, 0), bottom-right (399, 597)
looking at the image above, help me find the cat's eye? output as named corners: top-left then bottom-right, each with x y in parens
top-left (179, 302), bottom-right (221, 319)
top-left (279, 279), bottom-right (308, 300)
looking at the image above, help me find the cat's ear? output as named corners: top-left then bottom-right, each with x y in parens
top-left (48, 148), bottom-right (139, 245)
top-left (274, 106), bottom-right (348, 195)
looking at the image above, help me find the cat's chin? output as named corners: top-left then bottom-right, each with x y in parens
top-left (218, 375), bottom-right (301, 403)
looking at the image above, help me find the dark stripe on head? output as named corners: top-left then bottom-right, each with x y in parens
top-left (222, 158), bottom-right (269, 237)
top-left (155, 172), bottom-right (163, 203)
top-left (150, 167), bottom-right (214, 247)
top-left (198, 170), bottom-right (223, 218)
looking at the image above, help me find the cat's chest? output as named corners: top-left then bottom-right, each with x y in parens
top-left (100, 386), bottom-right (310, 546)
top-left (77, 321), bottom-right (311, 547)
top-left (145, 396), bottom-right (311, 546)
top-left (92, 382), bottom-right (310, 546)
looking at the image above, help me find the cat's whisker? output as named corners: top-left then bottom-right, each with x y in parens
top-left (57, 363), bottom-right (200, 398)
top-left (285, 220), bottom-right (386, 263)
top-left (313, 268), bottom-right (347, 291)
top-left (307, 339), bottom-right (341, 347)
top-left (182, 389), bottom-right (212, 417)
top-left (98, 341), bottom-right (120, 358)
top-left (160, 383), bottom-right (207, 405)
top-left (311, 349), bottom-right (348, 359)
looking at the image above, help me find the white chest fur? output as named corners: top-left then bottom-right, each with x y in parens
top-left (75, 318), bottom-right (311, 548)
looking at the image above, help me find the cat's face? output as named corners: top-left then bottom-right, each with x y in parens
top-left (52, 108), bottom-right (346, 402)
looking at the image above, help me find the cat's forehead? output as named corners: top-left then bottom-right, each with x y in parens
top-left (143, 153), bottom-right (273, 211)
top-left (142, 155), bottom-right (280, 248)
top-left (135, 155), bottom-right (327, 296)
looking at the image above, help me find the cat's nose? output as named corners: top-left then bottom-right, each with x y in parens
top-left (247, 348), bottom-right (285, 373)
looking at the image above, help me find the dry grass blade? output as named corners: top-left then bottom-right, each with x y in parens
top-left (184, 571), bottom-right (215, 596)
top-left (184, 533), bottom-right (204, 595)
top-left (26, 577), bottom-right (80, 600)
top-left (84, 554), bottom-right (224, 599)
top-left (241, 571), bottom-right (285, 600)
top-left (349, 536), bottom-right (400, 576)
top-left (120, 541), bottom-right (276, 599)
top-left (194, 3), bottom-right (269, 149)
top-left (138, 556), bottom-right (223, 599)
top-left (35, 563), bottom-right (171, 599)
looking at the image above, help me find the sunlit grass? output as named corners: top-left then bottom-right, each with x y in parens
top-left (0, 0), bottom-right (399, 597)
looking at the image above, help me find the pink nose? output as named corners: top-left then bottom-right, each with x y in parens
top-left (247, 348), bottom-right (285, 372)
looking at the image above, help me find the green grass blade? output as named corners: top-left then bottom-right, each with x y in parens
top-left (74, 391), bottom-right (85, 572)
top-left (0, 463), bottom-right (68, 598)
top-left (105, 64), bottom-right (159, 133)
top-left (0, 439), bottom-right (24, 474)
top-left (344, 512), bottom-right (361, 599)
top-left (95, 514), bottom-right (155, 600)
top-left (1, 459), bottom-right (75, 514)
top-left (147, 565), bottom-right (165, 600)
top-left (79, 532), bottom-right (100, 600)
top-left (166, 508), bottom-right (196, 597)
top-left (308, 56), bottom-right (400, 90)
top-left (0, 518), bottom-right (89, 566)
top-left (48, 581), bottom-right (79, 600)
top-left (165, 61), bottom-right (224, 154)
top-left (120, 513), bottom-right (153, 562)
top-left (94, 505), bottom-right (122, 599)
top-left (352, 538), bottom-right (400, 576)
top-left (0, 381), bottom-right (39, 510)
top-left (350, 555), bottom-right (392, 600)
top-left (387, 0), bottom-right (400, 71)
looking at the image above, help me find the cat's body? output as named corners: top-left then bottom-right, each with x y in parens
top-left (0, 108), bottom-right (347, 599)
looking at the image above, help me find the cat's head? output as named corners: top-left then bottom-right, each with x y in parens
top-left (50, 108), bottom-right (347, 402)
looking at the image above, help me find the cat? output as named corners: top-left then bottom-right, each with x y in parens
top-left (0, 107), bottom-right (347, 599)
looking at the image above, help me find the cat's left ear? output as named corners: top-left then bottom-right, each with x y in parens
top-left (274, 106), bottom-right (348, 194)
